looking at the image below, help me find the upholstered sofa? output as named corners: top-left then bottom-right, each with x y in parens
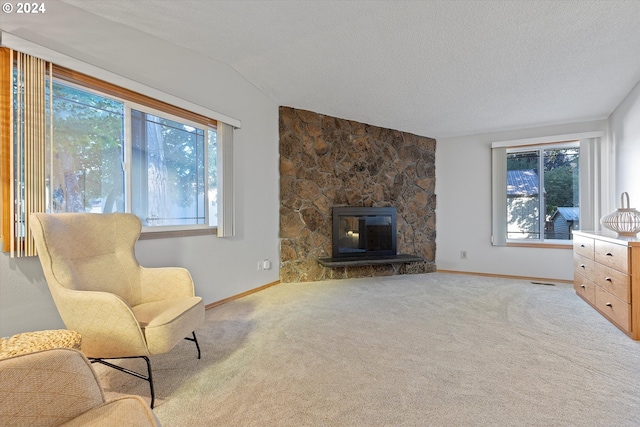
top-left (0, 347), bottom-right (161, 427)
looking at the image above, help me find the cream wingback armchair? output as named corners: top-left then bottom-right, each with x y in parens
top-left (29, 212), bottom-right (205, 408)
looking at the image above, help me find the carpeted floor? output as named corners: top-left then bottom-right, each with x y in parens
top-left (96, 272), bottom-right (640, 426)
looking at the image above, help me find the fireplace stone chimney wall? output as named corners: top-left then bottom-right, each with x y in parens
top-left (279, 106), bottom-right (436, 282)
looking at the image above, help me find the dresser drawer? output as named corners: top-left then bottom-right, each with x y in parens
top-left (595, 286), bottom-right (630, 333)
top-left (594, 262), bottom-right (630, 302)
top-left (574, 254), bottom-right (594, 278)
top-left (574, 235), bottom-right (595, 259)
top-left (574, 274), bottom-right (596, 305)
top-left (594, 240), bottom-right (628, 273)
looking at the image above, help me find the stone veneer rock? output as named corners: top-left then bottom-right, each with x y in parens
top-left (279, 106), bottom-right (436, 282)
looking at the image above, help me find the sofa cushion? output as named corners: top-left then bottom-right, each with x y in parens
top-left (59, 396), bottom-right (160, 427)
top-left (0, 348), bottom-right (104, 427)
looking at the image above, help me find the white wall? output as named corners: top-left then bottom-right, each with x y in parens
top-left (0, 1), bottom-right (280, 337)
top-left (436, 120), bottom-right (608, 281)
top-left (610, 80), bottom-right (640, 204)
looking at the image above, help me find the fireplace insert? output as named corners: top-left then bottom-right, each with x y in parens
top-left (332, 207), bottom-right (397, 259)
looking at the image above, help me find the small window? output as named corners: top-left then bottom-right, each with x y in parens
top-left (130, 109), bottom-right (207, 227)
top-left (506, 143), bottom-right (580, 241)
top-left (50, 81), bottom-right (125, 214)
top-left (492, 140), bottom-right (581, 246)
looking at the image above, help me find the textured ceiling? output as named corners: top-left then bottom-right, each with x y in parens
top-left (59, 0), bottom-right (640, 138)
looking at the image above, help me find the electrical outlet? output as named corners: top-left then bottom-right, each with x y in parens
top-left (460, 250), bottom-right (467, 259)
top-left (262, 259), bottom-right (271, 270)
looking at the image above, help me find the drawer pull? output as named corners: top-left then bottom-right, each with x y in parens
top-left (580, 264), bottom-right (586, 268)
top-left (580, 284), bottom-right (586, 289)
top-left (605, 252), bottom-right (613, 257)
top-left (606, 302), bottom-right (613, 307)
top-left (580, 244), bottom-right (586, 248)
top-left (605, 276), bottom-right (612, 282)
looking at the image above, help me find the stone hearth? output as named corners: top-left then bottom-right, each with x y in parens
top-left (279, 106), bottom-right (436, 282)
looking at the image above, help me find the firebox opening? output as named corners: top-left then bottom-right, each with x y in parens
top-left (332, 207), bottom-right (397, 259)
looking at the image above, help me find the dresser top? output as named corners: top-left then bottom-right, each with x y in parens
top-left (573, 230), bottom-right (640, 246)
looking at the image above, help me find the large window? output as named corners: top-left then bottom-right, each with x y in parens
top-left (1, 47), bottom-right (235, 256)
top-left (49, 80), bottom-right (217, 227)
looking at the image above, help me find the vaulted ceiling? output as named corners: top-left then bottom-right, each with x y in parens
top-left (58, 1), bottom-right (640, 138)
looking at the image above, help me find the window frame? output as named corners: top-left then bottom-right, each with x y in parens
top-left (0, 32), bottom-right (241, 128)
top-left (1, 36), bottom-right (241, 253)
top-left (491, 131), bottom-right (604, 249)
top-left (504, 141), bottom-right (579, 246)
top-left (125, 101), bottom-right (215, 233)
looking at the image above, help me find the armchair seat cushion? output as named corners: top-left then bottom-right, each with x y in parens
top-left (132, 297), bottom-right (205, 355)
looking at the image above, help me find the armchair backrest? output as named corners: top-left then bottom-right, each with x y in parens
top-left (30, 213), bottom-right (144, 306)
top-left (0, 348), bottom-right (105, 427)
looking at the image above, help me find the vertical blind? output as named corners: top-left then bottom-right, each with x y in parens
top-left (1, 48), bottom-right (49, 257)
top-left (0, 48), bottom-right (9, 253)
top-left (217, 122), bottom-right (235, 237)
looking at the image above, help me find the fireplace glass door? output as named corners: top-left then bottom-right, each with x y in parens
top-left (332, 207), bottom-right (397, 258)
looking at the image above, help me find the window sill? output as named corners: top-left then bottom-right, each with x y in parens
top-left (506, 242), bottom-right (572, 249)
top-left (139, 227), bottom-right (217, 240)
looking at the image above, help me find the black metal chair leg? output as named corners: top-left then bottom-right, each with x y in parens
top-left (143, 356), bottom-right (155, 408)
top-left (89, 334), bottom-right (199, 409)
top-left (184, 331), bottom-right (201, 359)
top-left (91, 356), bottom-right (155, 408)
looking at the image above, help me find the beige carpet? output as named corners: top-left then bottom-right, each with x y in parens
top-left (96, 272), bottom-right (640, 426)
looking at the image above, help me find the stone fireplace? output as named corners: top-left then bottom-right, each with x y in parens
top-left (279, 106), bottom-right (436, 282)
